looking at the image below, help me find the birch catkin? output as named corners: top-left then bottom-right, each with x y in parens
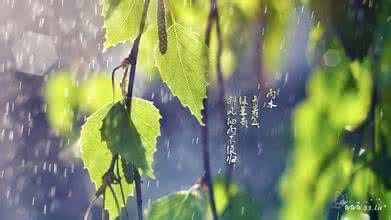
top-left (157, 0), bottom-right (167, 54)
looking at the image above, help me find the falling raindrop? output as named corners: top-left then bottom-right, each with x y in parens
top-left (6, 188), bottom-right (11, 200)
top-left (8, 130), bottom-right (14, 141)
top-left (53, 163), bottom-right (58, 174)
top-left (67, 190), bottom-right (72, 198)
top-left (49, 186), bottom-right (56, 198)
top-left (19, 124), bottom-right (24, 136)
top-left (43, 204), bottom-right (47, 215)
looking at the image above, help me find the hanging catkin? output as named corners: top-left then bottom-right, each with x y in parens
top-left (157, 0), bottom-right (167, 54)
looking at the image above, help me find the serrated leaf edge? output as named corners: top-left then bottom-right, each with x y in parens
top-left (131, 97), bottom-right (162, 179)
top-left (100, 0), bottom-right (138, 49)
top-left (154, 23), bottom-right (208, 126)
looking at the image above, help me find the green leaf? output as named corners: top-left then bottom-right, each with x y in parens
top-left (147, 177), bottom-right (260, 220)
top-left (348, 168), bottom-right (376, 201)
top-left (101, 0), bottom-right (144, 48)
top-left (100, 99), bottom-right (160, 178)
top-left (129, 98), bottom-right (161, 178)
top-left (45, 72), bottom-right (78, 135)
top-left (279, 46), bottom-right (373, 219)
top-left (101, 101), bottom-right (148, 171)
top-left (263, 0), bottom-right (294, 75)
top-left (147, 190), bottom-right (206, 220)
top-left (211, 176), bottom-right (261, 220)
top-left (221, 191), bottom-right (261, 220)
top-left (79, 76), bottom-right (161, 178)
top-left (341, 211), bottom-right (370, 220)
top-left (155, 23), bottom-right (208, 124)
top-left (81, 98), bottom-right (161, 219)
top-left (121, 157), bottom-right (134, 184)
top-left (379, 190), bottom-right (391, 220)
top-left (231, 0), bottom-right (259, 20)
top-left (209, 29), bottom-right (236, 82)
top-left (80, 103), bottom-right (133, 220)
top-left (79, 75), bottom-right (122, 112)
top-left (307, 57), bottom-right (372, 130)
top-left (139, 25), bottom-right (159, 75)
top-left (212, 176), bottom-right (239, 215)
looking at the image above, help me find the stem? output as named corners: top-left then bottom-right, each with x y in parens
top-left (112, 65), bottom-right (121, 101)
top-left (213, 0), bottom-right (228, 193)
top-left (370, 65), bottom-right (379, 155)
top-left (201, 98), bottom-right (218, 220)
top-left (116, 158), bottom-right (129, 216)
top-left (102, 190), bottom-right (107, 220)
top-left (108, 184), bottom-right (121, 216)
top-left (84, 195), bottom-right (99, 220)
top-left (125, 0), bottom-right (150, 110)
top-left (204, 3), bottom-right (215, 46)
top-left (133, 167), bottom-right (143, 220)
top-left (109, 154), bottom-right (119, 171)
top-left (215, 7), bottom-right (224, 109)
top-left (123, 1), bottom-right (151, 220)
top-left (202, 1), bottom-right (220, 220)
top-left (98, 1), bottom-right (150, 219)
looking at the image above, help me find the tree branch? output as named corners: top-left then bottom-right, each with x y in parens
top-left (96, 0), bottom-right (150, 219)
top-left (116, 158), bottom-right (129, 216)
top-left (122, 1), bottom-right (151, 220)
top-left (215, 6), bottom-right (224, 110)
top-left (202, 1), bottom-right (221, 220)
top-left (125, 0), bottom-right (150, 110)
top-left (102, 190), bottom-right (107, 220)
top-left (133, 166), bottom-right (143, 220)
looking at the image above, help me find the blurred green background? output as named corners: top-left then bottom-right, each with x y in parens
top-left (0, 0), bottom-right (390, 219)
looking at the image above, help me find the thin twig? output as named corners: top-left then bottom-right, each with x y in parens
top-left (212, 0), bottom-right (231, 193)
top-left (121, 66), bottom-right (129, 97)
top-left (202, 1), bottom-right (220, 220)
top-left (370, 64), bottom-right (378, 155)
top-left (112, 65), bottom-right (121, 101)
top-left (102, 190), bottom-right (106, 220)
top-left (84, 154), bottom-right (119, 220)
top-left (121, 1), bottom-right (151, 220)
top-left (133, 167), bottom-right (143, 220)
top-left (116, 158), bottom-right (129, 216)
top-left (215, 7), bottom-right (224, 109)
top-left (125, 0), bottom-right (150, 110)
top-left (84, 194), bottom-right (99, 220)
top-left (96, 1), bottom-right (151, 217)
top-left (108, 184), bottom-right (121, 216)
top-left (204, 3), bottom-right (215, 46)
